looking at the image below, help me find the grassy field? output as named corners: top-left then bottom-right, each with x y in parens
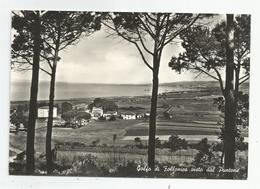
top-left (9, 86), bottom-right (244, 152)
top-left (9, 119), bottom-right (141, 153)
top-left (9, 82), bottom-right (249, 173)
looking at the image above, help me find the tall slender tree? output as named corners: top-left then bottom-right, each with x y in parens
top-left (11, 10), bottom-right (47, 174)
top-left (168, 15), bottom-right (250, 174)
top-left (224, 14), bottom-right (236, 178)
top-left (103, 13), bottom-right (201, 171)
top-left (11, 11), bottom-right (102, 174)
top-left (169, 15), bottom-right (250, 98)
top-left (40, 11), bottom-right (101, 174)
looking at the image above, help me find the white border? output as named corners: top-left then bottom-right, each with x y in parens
top-left (1, 0), bottom-right (260, 189)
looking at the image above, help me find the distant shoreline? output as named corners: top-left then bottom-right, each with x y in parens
top-left (11, 80), bottom-right (223, 86)
top-left (10, 80), bottom-right (248, 102)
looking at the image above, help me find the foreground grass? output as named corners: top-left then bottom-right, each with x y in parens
top-left (9, 150), bottom-right (248, 179)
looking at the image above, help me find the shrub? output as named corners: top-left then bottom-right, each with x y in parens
top-left (163, 135), bottom-right (188, 151)
top-left (194, 138), bottom-right (213, 164)
top-left (134, 137), bottom-right (144, 148)
top-left (109, 115), bottom-right (116, 121)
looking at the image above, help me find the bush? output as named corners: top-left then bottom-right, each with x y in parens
top-left (61, 102), bottom-right (73, 113)
top-left (109, 115), bottom-right (116, 121)
top-left (194, 138), bottom-right (213, 164)
top-left (62, 110), bottom-right (91, 121)
top-left (91, 139), bottom-right (100, 147)
top-left (155, 137), bottom-right (161, 148)
top-left (134, 137), bottom-right (143, 148)
top-left (111, 161), bottom-right (145, 177)
top-left (89, 98), bottom-right (118, 112)
top-left (98, 116), bottom-right (106, 121)
top-left (163, 135), bottom-right (188, 151)
top-left (236, 136), bottom-right (248, 151)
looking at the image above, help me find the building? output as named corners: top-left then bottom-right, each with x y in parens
top-left (91, 107), bottom-right (103, 120)
top-left (103, 111), bottom-right (118, 117)
top-left (38, 106), bottom-right (57, 118)
top-left (103, 111), bottom-right (118, 120)
top-left (121, 111), bottom-right (136, 120)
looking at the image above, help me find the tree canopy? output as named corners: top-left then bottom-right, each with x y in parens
top-left (88, 98), bottom-right (118, 112)
top-left (169, 14), bottom-right (250, 95)
top-left (11, 11), bottom-right (102, 75)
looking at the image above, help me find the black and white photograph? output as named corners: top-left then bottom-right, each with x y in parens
top-left (8, 10), bottom-right (250, 179)
top-left (1, 0), bottom-right (260, 188)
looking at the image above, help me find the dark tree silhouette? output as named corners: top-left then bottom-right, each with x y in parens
top-left (104, 12), bottom-right (201, 172)
top-left (39, 11), bottom-right (102, 174)
top-left (88, 98), bottom-right (118, 112)
top-left (11, 11), bottom-right (47, 174)
top-left (169, 14), bottom-right (250, 97)
top-left (12, 11), bottom-right (102, 174)
top-left (168, 15), bottom-right (250, 177)
top-left (61, 102), bottom-right (73, 113)
top-left (223, 14), bottom-right (236, 178)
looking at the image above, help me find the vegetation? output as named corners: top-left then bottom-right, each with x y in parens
top-left (40, 11), bottom-right (102, 174)
top-left (103, 12), bottom-right (204, 171)
top-left (88, 98), bottom-right (118, 112)
top-left (164, 135), bottom-right (188, 152)
top-left (12, 11), bottom-right (102, 174)
top-left (10, 12), bottom-right (249, 178)
top-left (62, 110), bottom-right (91, 121)
top-left (169, 14), bottom-right (250, 178)
top-left (61, 102), bottom-right (73, 113)
top-left (9, 139), bottom-right (247, 179)
top-left (10, 105), bottom-right (28, 128)
top-left (12, 11), bottom-right (47, 174)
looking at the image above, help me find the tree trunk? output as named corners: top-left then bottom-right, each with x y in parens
top-left (148, 57), bottom-right (159, 172)
top-left (46, 59), bottom-right (57, 174)
top-left (224, 14), bottom-right (236, 179)
top-left (26, 12), bottom-right (41, 175)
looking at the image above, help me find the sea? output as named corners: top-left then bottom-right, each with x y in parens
top-left (10, 81), bottom-right (240, 101)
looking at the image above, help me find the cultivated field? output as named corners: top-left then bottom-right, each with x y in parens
top-left (9, 81), bottom-right (249, 171)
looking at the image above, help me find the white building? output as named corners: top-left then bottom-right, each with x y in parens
top-left (103, 111), bottom-right (118, 120)
top-left (121, 112), bottom-right (136, 120)
top-left (91, 107), bottom-right (103, 120)
top-left (38, 106), bottom-right (57, 118)
top-left (103, 111), bottom-right (118, 117)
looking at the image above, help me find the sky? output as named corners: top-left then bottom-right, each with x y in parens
top-left (11, 14), bottom-right (225, 84)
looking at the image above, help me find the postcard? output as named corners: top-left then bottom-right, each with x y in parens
top-left (8, 10), bottom-right (250, 180)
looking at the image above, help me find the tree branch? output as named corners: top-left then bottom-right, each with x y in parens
top-left (239, 73), bottom-right (250, 81)
top-left (213, 67), bottom-right (225, 95)
top-left (12, 59), bottom-right (52, 76)
top-left (135, 27), bottom-right (154, 55)
top-left (11, 50), bottom-right (32, 65)
top-left (103, 20), bottom-right (153, 71)
top-left (39, 53), bottom-right (53, 69)
top-left (162, 15), bottom-right (200, 48)
top-left (136, 14), bottom-right (156, 39)
top-left (239, 76), bottom-right (249, 85)
top-left (190, 66), bottom-right (219, 81)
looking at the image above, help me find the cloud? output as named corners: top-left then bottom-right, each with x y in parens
top-left (11, 26), bottom-right (219, 84)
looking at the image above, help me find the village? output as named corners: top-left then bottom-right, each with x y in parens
top-left (10, 97), bottom-right (176, 131)
top-left (9, 81), bottom-right (249, 179)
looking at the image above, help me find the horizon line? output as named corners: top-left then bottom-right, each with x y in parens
top-left (11, 80), bottom-right (222, 85)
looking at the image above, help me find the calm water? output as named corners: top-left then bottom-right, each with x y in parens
top-left (10, 82), bottom-right (189, 101)
top-left (11, 81), bottom-right (246, 101)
